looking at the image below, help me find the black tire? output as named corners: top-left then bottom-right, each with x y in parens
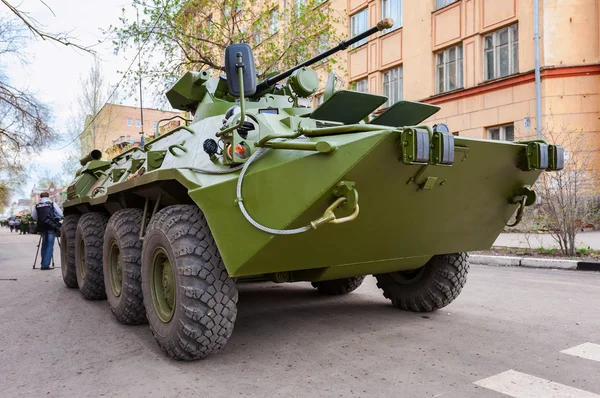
top-left (311, 276), bottom-right (366, 295)
top-left (375, 253), bottom-right (469, 312)
top-left (75, 212), bottom-right (109, 300)
top-left (141, 205), bottom-right (238, 360)
top-left (60, 214), bottom-right (80, 288)
top-left (103, 209), bottom-right (148, 325)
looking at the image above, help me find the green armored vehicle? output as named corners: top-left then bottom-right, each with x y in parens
top-left (60, 19), bottom-right (564, 360)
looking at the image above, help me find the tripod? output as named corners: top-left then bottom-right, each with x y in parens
top-left (33, 233), bottom-right (61, 270)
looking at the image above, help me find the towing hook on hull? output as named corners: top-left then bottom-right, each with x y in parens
top-left (506, 186), bottom-right (536, 227)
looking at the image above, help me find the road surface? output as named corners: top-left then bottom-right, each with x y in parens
top-left (1, 227), bottom-right (599, 397)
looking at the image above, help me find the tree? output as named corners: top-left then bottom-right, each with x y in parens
top-left (109, 0), bottom-right (345, 99)
top-left (0, 1), bottom-right (93, 209)
top-left (536, 127), bottom-right (600, 256)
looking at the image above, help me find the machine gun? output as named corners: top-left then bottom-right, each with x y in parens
top-left (253, 18), bottom-right (394, 95)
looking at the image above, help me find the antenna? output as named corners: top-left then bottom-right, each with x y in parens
top-left (137, 6), bottom-right (145, 146)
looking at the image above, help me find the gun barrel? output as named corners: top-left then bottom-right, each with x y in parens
top-left (80, 149), bottom-right (102, 166)
top-left (254, 18), bottom-right (394, 94)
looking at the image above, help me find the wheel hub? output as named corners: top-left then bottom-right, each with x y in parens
top-left (108, 241), bottom-right (123, 297)
top-left (151, 248), bottom-right (175, 323)
top-left (78, 238), bottom-right (86, 280)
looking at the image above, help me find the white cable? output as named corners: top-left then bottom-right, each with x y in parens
top-left (236, 147), bottom-right (312, 235)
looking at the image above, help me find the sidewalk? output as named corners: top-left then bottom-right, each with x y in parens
top-left (493, 231), bottom-right (600, 251)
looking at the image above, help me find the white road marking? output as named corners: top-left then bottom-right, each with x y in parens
top-left (474, 370), bottom-right (600, 398)
top-left (561, 343), bottom-right (600, 363)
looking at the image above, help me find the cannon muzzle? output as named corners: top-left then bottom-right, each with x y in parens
top-left (254, 19), bottom-right (394, 95)
top-left (80, 150), bottom-right (102, 166)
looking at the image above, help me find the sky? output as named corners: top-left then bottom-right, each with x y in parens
top-left (2, 0), bottom-right (171, 200)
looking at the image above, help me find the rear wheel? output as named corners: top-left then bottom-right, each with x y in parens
top-left (311, 276), bottom-right (365, 295)
top-left (374, 253), bottom-right (469, 312)
top-left (141, 205), bottom-right (238, 360)
top-left (60, 214), bottom-right (80, 288)
top-left (75, 212), bottom-right (109, 300)
top-left (103, 209), bottom-right (147, 324)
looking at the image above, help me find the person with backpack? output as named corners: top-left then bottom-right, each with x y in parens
top-left (32, 192), bottom-right (64, 270)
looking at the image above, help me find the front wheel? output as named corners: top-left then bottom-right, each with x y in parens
top-left (141, 205), bottom-right (238, 360)
top-left (374, 253), bottom-right (469, 312)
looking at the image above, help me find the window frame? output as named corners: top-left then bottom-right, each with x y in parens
top-left (350, 8), bottom-right (369, 48)
top-left (435, 44), bottom-right (463, 94)
top-left (487, 123), bottom-right (515, 142)
top-left (434, 0), bottom-right (458, 10)
top-left (268, 8), bottom-right (279, 35)
top-left (483, 24), bottom-right (519, 81)
top-left (352, 78), bottom-right (369, 93)
top-left (381, 0), bottom-right (402, 33)
top-left (382, 66), bottom-right (403, 108)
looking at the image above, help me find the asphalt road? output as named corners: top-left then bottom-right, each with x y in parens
top-left (1, 227), bottom-right (600, 397)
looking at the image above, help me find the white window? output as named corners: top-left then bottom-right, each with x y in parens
top-left (484, 24), bottom-right (518, 81)
top-left (136, 119), bottom-right (141, 127)
top-left (381, 0), bottom-right (402, 31)
top-left (317, 34), bottom-right (329, 54)
top-left (350, 9), bottom-right (369, 48)
top-left (295, 0), bottom-right (306, 16)
top-left (269, 9), bottom-right (279, 35)
top-left (382, 66), bottom-right (403, 107)
top-left (127, 118), bottom-right (132, 126)
top-left (487, 124), bottom-right (515, 141)
top-left (352, 78), bottom-right (368, 93)
top-left (153, 121), bottom-right (158, 131)
top-left (436, 45), bottom-right (463, 93)
top-left (435, 0), bottom-right (458, 10)
top-left (315, 94), bottom-right (324, 107)
top-left (253, 28), bottom-right (262, 46)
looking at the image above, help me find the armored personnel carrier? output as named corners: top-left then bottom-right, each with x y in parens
top-left (60, 18), bottom-right (564, 360)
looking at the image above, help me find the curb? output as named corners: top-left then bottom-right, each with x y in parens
top-left (470, 254), bottom-right (600, 271)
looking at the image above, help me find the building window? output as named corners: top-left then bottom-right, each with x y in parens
top-left (435, 0), bottom-right (458, 10)
top-left (352, 78), bottom-right (368, 93)
top-left (484, 24), bottom-right (518, 81)
top-left (381, 0), bottom-right (402, 31)
top-left (436, 44), bottom-right (463, 93)
top-left (350, 8), bottom-right (369, 48)
top-left (153, 121), bottom-right (158, 131)
top-left (136, 119), bottom-right (141, 127)
top-left (314, 94), bottom-right (324, 107)
top-left (127, 118), bottom-right (132, 126)
top-left (487, 124), bottom-right (515, 141)
top-left (269, 8), bottom-right (279, 35)
top-left (295, 0), bottom-right (306, 16)
top-left (253, 26), bottom-right (262, 46)
top-left (382, 66), bottom-right (403, 107)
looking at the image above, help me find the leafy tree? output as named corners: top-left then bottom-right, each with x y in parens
top-left (536, 127), bottom-right (600, 256)
top-left (0, 1), bottom-right (92, 209)
top-left (109, 0), bottom-right (345, 100)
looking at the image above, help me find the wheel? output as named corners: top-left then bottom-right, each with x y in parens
top-left (375, 253), bottom-right (469, 312)
top-left (75, 212), bottom-right (109, 300)
top-left (103, 209), bottom-right (148, 324)
top-left (60, 214), bottom-right (80, 288)
top-left (141, 205), bottom-right (238, 360)
top-left (311, 276), bottom-right (365, 295)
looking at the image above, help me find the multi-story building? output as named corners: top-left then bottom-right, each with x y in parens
top-left (80, 103), bottom-right (183, 159)
top-left (30, 183), bottom-right (66, 210)
top-left (321, 0), bottom-right (599, 150)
